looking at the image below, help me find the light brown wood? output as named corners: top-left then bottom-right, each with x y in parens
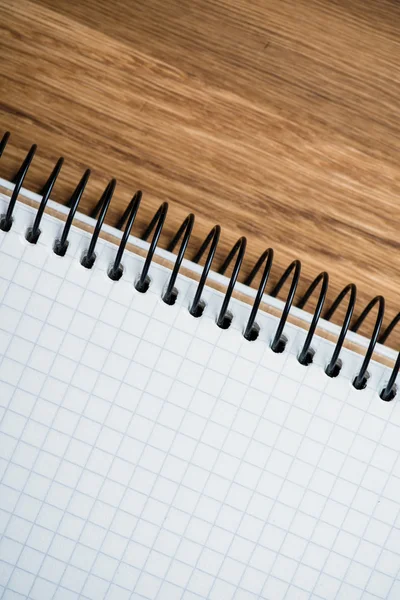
top-left (0, 0), bottom-right (399, 346)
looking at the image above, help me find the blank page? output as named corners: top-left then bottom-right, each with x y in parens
top-left (0, 198), bottom-right (399, 600)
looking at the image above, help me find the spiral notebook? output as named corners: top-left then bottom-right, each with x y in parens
top-left (0, 135), bottom-right (399, 600)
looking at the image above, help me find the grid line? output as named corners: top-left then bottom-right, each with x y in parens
top-left (0, 200), bottom-right (399, 600)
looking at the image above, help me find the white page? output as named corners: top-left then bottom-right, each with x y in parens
top-left (0, 198), bottom-right (399, 600)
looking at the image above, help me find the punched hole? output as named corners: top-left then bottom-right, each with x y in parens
top-left (325, 359), bottom-right (342, 378)
top-left (135, 275), bottom-right (151, 293)
top-left (353, 371), bottom-right (370, 390)
top-left (108, 264), bottom-right (124, 282)
top-left (81, 253), bottom-right (96, 269)
top-left (298, 348), bottom-right (315, 366)
top-left (163, 287), bottom-right (178, 306)
top-left (25, 227), bottom-right (41, 244)
top-left (53, 239), bottom-right (69, 257)
top-left (380, 384), bottom-right (397, 402)
top-left (245, 323), bottom-right (260, 342)
top-left (217, 311), bottom-right (233, 330)
top-left (271, 335), bottom-right (287, 354)
top-left (190, 300), bottom-right (206, 318)
top-left (0, 215), bottom-right (12, 232)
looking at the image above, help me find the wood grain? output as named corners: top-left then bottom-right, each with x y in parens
top-left (0, 0), bottom-right (399, 346)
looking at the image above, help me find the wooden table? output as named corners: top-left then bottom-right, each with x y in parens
top-left (0, 0), bottom-right (399, 345)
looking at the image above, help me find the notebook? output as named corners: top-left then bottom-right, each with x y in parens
top-left (0, 135), bottom-right (399, 600)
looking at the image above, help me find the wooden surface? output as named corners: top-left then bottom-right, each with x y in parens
top-left (0, 0), bottom-right (399, 346)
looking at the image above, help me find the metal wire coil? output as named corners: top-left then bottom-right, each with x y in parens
top-left (0, 132), bottom-right (398, 400)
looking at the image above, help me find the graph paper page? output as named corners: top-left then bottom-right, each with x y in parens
top-left (0, 198), bottom-right (399, 600)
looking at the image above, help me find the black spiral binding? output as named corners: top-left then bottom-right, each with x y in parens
top-left (0, 132), bottom-right (398, 400)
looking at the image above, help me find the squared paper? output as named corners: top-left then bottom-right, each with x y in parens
top-left (0, 198), bottom-right (399, 600)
